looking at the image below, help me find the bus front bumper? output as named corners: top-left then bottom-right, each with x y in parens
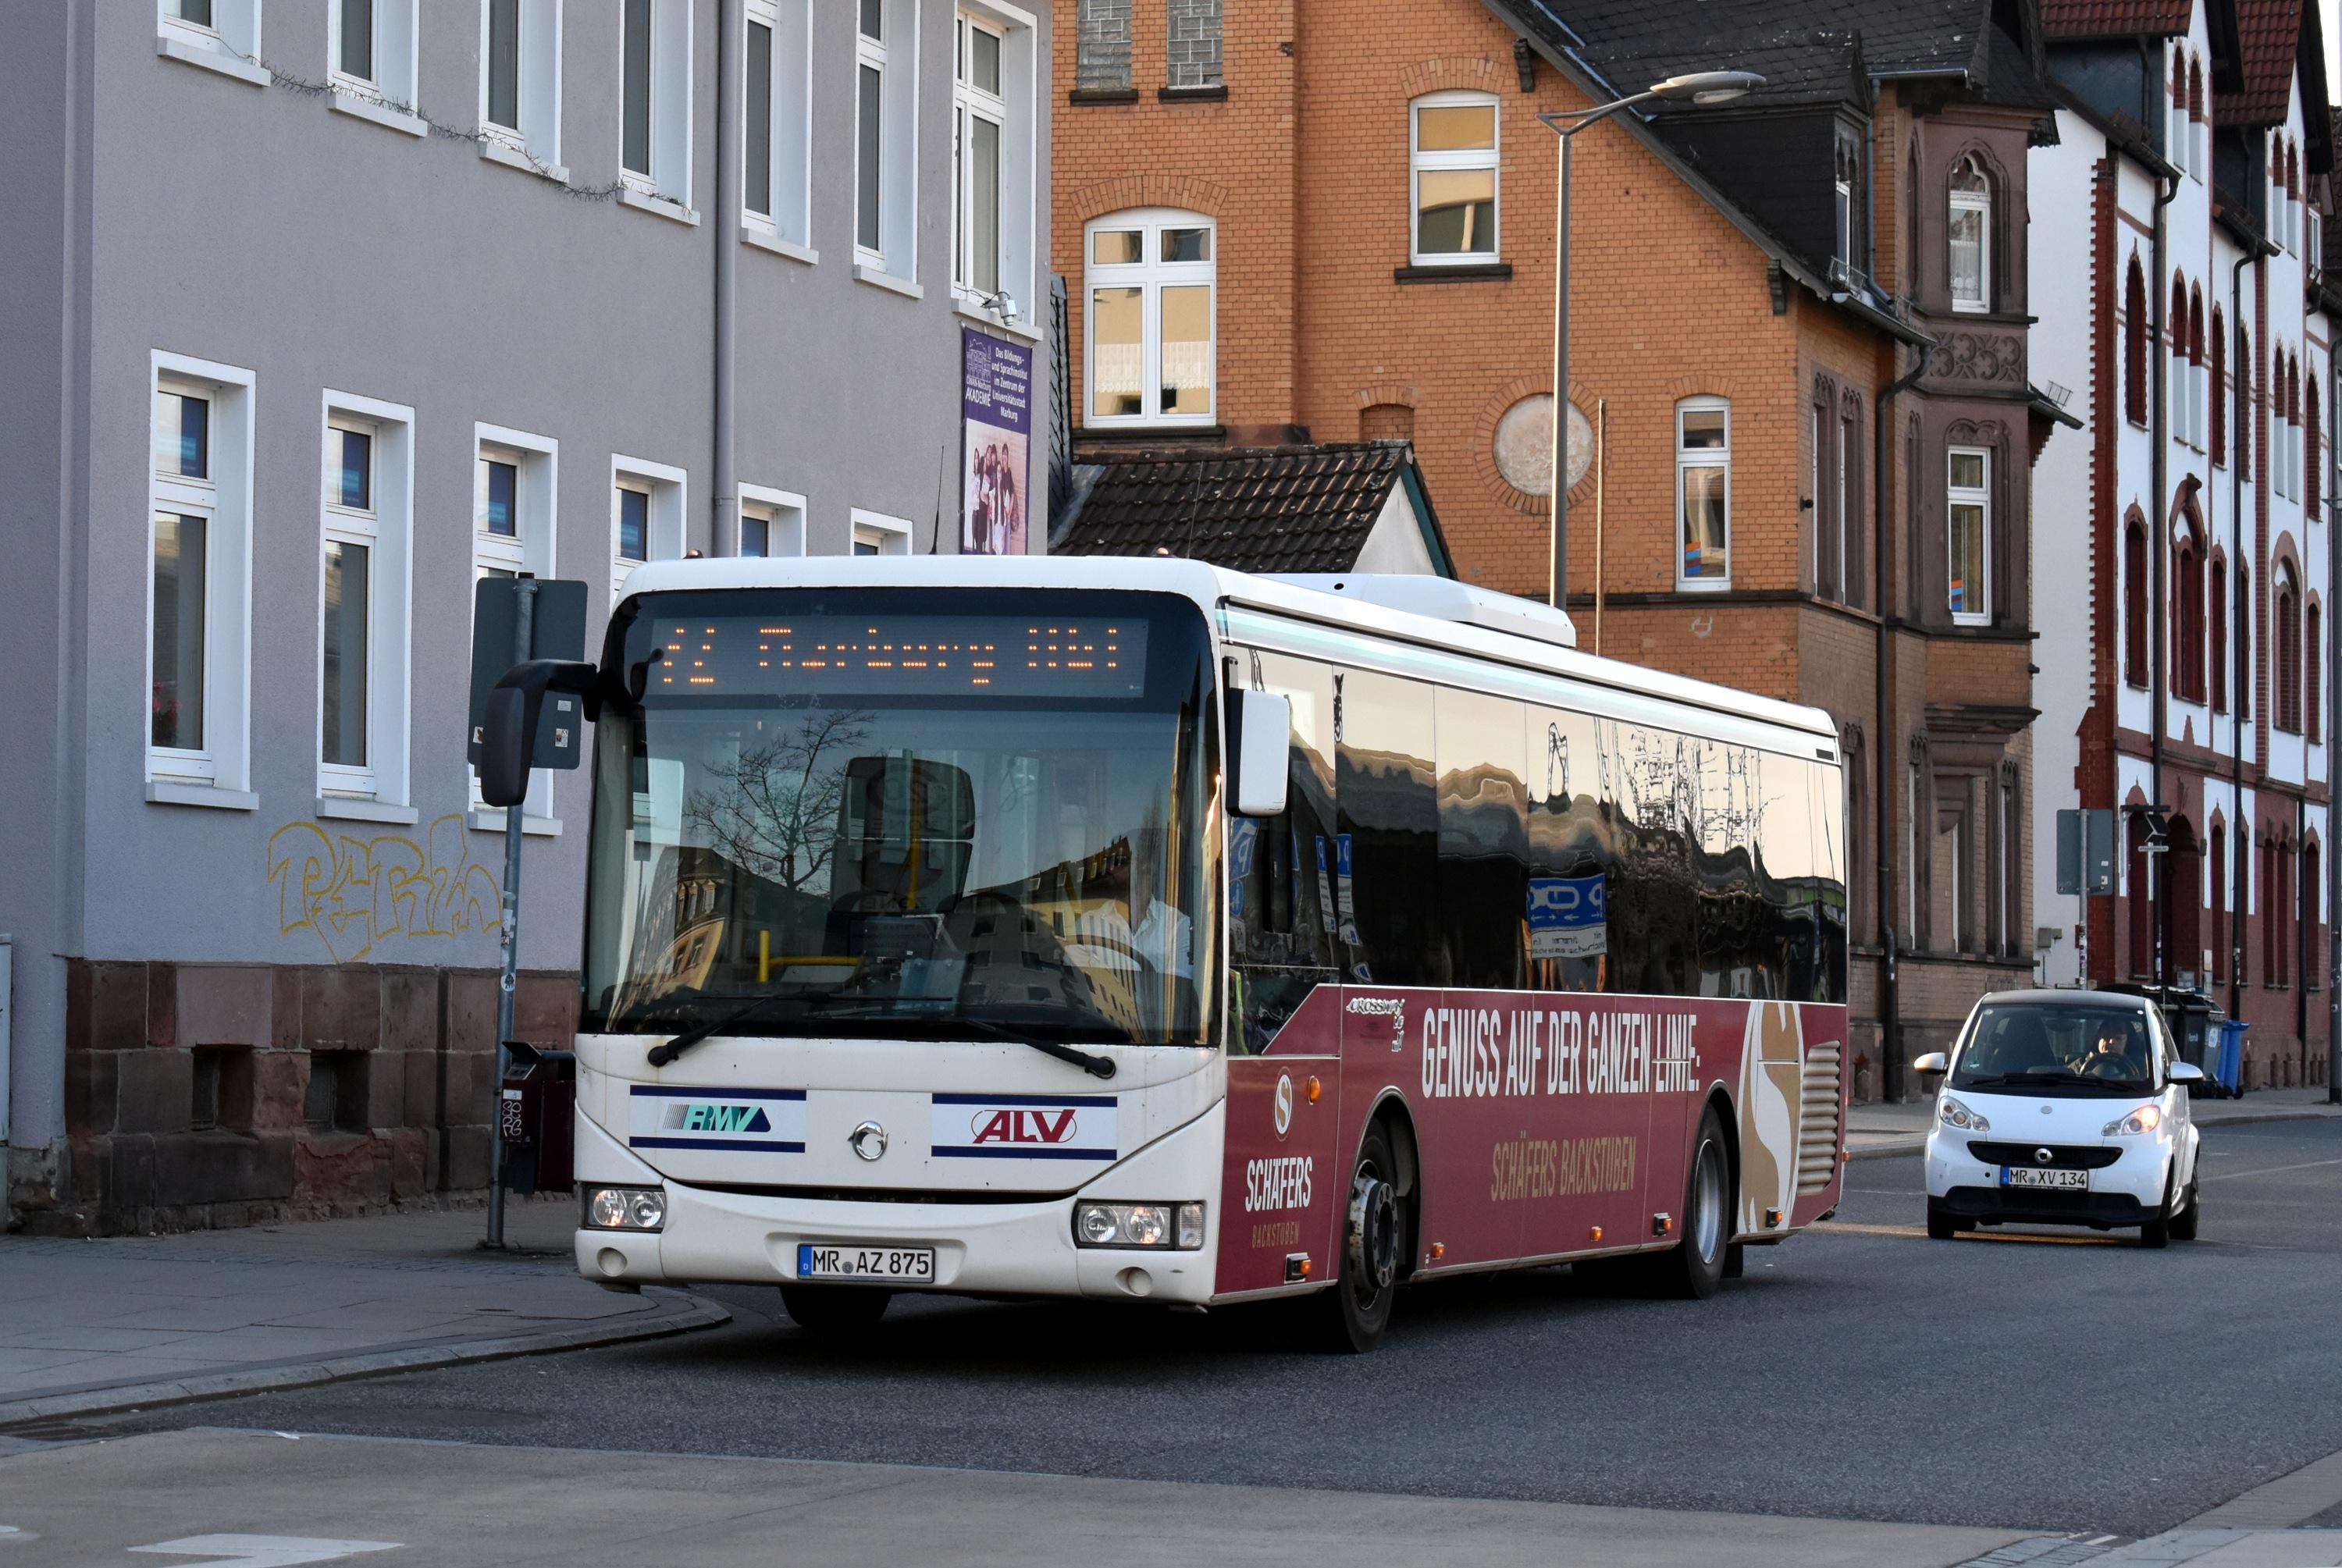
top-left (571, 1117), bottom-right (1219, 1305)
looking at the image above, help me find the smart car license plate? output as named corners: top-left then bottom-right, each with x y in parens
top-left (2000, 1166), bottom-right (2088, 1190)
top-left (797, 1243), bottom-right (935, 1282)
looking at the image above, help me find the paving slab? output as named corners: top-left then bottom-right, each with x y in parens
top-left (0, 1427), bottom-right (2035, 1568)
top-left (0, 1204), bottom-right (725, 1427)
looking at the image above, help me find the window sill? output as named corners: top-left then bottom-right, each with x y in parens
top-left (155, 34), bottom-right (270, 87)
top-left (1073, 423), bottom-right (1225, 444)
top-left (468, 807), bottom-right (563, 837)
top-left (316, 795), bottom-right (420, 826)
top-left (1068, 87), bottom-right (1138, 104)
top-left (479, 138), bottom-right (570, 186)
top-left (742, 226), bottom-right (817, 265)
top-left (854, 264), bottom-right (924, 300)
top-left (146, 780), bottom-right (259, 811)
top-left (619, 186), bottom-right (699, 226)
top-left (1159, 84), bottom-right (1228, 102)
top-left (1675, 580), bottom-right (1732, 594)
top-left (1395, 262), bottom-right (1514, 284)
top-left (953, 300), bottom-right (1043, 342)
top-left (329, 88), bottom-right (425, 137)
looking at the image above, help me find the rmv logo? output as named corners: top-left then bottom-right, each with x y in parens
top-left (970, 1108), bottom-right (1080, 1145)
top-left (670, 1104), bottom-right (771, 1134)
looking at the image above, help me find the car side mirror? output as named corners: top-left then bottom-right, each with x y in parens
top-left (1229, 690), bottom-right (1290, 819)
top-left (2168, 1061), bottom-right (2205, 1087)
top-left (1912, 1051), bottom-right (1949, 1076)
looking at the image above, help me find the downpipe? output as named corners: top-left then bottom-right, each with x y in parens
top-left (1878, 340), bottom-right (1931, 1101)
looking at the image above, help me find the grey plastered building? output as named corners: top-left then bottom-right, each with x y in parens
top-left (1, 0), bottom-right (1052, 1232)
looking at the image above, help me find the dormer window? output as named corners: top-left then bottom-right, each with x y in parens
top-left (1949, 156), bottom-right (1991, 312)
top-left (1831, 134), bottom-right (1862, 279)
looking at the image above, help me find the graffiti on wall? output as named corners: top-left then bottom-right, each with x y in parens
top-left (268, 814), bottom-right (503, 962)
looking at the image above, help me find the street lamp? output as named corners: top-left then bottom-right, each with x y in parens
top-left (1538, 69), bottom-right (1764, 611)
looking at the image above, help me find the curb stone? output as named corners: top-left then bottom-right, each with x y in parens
top-left (0, 1289), bottom-right (728, 1430)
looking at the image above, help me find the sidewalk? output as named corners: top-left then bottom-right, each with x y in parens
top-left (0, 1200), bottom-right (726, 1428)
top-left (1846, 1086), bottom-right (2342, 1161)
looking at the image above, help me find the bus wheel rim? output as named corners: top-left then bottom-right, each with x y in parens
top-left (1693, 1140), bottom-right (1724, 1264)
top-left (1349, 1168), bottom-right (1397, 1301)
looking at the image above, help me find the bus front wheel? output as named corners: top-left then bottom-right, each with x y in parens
top-left (1315, 1123), bottom-right (1402, 1353)
top-left (780, 1284), bottom-right (893, 1332)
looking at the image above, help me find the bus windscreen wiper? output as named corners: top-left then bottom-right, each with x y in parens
top-left (646, 990), bottom-right (803, 1067)
top-left (945, 1011), bottom-right (1118, 1080)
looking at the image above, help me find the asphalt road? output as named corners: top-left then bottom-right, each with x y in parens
top-left (82, 1119), bottom-right (2342, 1541)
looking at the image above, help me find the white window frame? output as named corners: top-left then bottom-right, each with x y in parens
top-left (1673, 396), bottom-right (1732, 592)
top-left (470, 423), bottom-right (561, 832)
top-left (156, 0), bottom-right (265, 84)
top-left (611, 455), bottom-right (688, 603)
top-left (328, 0), bottom-right (418, 124)
top-left (147, 352), bottom-right (255, 805)
top-left (315, 392), bottom-right (415, 817)
top-left (854, 0), bottom-right (922, 286)
top-left (739, 482), bottom-right (807, 557)
top-left (479, 0), bottom-right (565, 180)
top-left (1949, 158), bottom-right (1990, 314)
top-left (1408, 90), bottom-right (1500, 268)
top-left (742, 0), bottom-right (813, 252)
top-left (1082, 207), bottom-right (1217, 428)
top-left (952, 1), bottom-right (1036, 319)
top-left (851, 508), bottom-right (915, 556)
top-left (1948, 444), bottom-right (1991, 626)
top-left (1838, 409), bottom-right (1855, 602)
top-left (618, 0), bottom-right (692, 214)
top-left (952, 10), bottom-right (1008, 299)
top-left (1833, 177), bottom-right (1853, 273)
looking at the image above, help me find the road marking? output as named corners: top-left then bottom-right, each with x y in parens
top-left (1813, 1223), bottom-right (2121, 1246)
top-left (128, 1537), bottom-right (400, 1566)
top-left (2201, 1156), bottom-right (2342, 1182)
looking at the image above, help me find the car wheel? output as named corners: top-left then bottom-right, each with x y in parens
top-left (779, 1283), bottom-right (892, 1332)
top-left (1650, 1107), bottom-right (1732, 1300)
top-left (2140, 1170), bottom-right (2176, 1249)
top-left (2169, 1180), bottom-right (2201, 1242)
top-left (1312, 1122), bottom-right (1402, 1353)
top-left (1926, 1206), bottom-right (1961, 1240)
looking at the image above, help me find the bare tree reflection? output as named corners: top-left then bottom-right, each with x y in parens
top-left (682, 709), bottom-right (873, 891)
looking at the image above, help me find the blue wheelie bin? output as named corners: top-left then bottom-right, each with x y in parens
top-left (2214, 1019), bottom-right (2248, 1098)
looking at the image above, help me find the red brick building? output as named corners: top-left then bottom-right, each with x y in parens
top-left (1054, 0), bottom-right (2075, 1096)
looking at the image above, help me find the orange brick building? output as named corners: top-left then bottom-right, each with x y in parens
top-left (1053, 0), bottom-right (2077, 1096)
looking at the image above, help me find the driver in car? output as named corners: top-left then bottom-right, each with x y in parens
top-left (2074, 1027), bottom-right (2145, 1081)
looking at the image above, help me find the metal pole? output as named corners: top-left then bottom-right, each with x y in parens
top-left (1548, 129), bottom-right (1572, 610)
top-left (1593, 397), bottom-right (1606, 656)
top-left (714, 0), bottom-right (740, 557)
top-left (486, 575), bottom-right (537, 1247)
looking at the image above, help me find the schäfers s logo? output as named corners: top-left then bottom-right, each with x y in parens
top-left (1272, 1074), bottom-right (1294, 1140)
top-left (971, 1108), bottom-right (1080, 1145)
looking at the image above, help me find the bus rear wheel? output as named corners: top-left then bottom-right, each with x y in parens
top-left (1652, 1106), bottom-right (1732, 1300)
top-left (780, 1284), bottom-right (893, 1332)
top-left (1314, 1124), bottom-right (1402, 1353)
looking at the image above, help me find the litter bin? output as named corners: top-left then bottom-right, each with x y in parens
top-left (2213, 1019), bottom-right (2248, 1099)
top-left (498, 1040), bottom-right (576, 1193)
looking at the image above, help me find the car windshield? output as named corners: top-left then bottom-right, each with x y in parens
top-left (580, 588), bottom-right (1217, 1045)
top-left (1951, 1002), bottom-right (2159, 1096)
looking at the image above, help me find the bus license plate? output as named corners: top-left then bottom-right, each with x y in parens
top-left (2001, 1167), bottom-right (2088, 1191)
top-left (797, 1243), bottom-right (935, 1282)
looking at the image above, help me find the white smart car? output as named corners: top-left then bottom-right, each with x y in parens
top-left (1916, 990), bottom-right (2205, 1247)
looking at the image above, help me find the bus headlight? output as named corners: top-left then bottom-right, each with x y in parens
top-left (584, 1186), bottom-right (667, 1232)
top-left (1074, 1201), bottom-right (1205, 1250)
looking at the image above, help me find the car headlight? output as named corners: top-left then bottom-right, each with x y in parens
top-left (583, 1186), bottom-right (667, 1232)
top-left (2102, 1104), bottom-right (2162, 1137)
top-left (1073, 1201), bottom-right (1205, 1250)
top-left (1938, 1096), bottom-right (1991, 1133)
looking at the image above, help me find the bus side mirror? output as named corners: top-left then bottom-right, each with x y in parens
top-left (1913, 1051), bottom-right (1949, 1076)
top-left (478, 659), bottom-right (602, 808)
top-left (1230, 690), bottom-right (1290, 819)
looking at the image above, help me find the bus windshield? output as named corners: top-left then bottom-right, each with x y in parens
top-left (580, 588), bottom-right (1217, 1046)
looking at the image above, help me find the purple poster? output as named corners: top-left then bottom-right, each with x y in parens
top-left (962, 329), bottom-right (1032, 556)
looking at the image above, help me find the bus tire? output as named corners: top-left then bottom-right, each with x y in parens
top-left (1315, 1123), bottom-right (1402, 1353)
top-left (1653, 1106), bottom-right (1732, 1300)
top-left (779, 1284), bottom-right (892, 1332)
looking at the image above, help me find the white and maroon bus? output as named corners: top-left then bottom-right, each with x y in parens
top-left (543, 555), bottom-right (1848, 1351)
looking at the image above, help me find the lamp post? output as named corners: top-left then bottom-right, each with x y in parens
top-left (1539, 69), bottom-right (1764, 610)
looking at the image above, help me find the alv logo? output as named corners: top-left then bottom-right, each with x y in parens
top-left (971, 1108), bottom-right (1080, 1145)
top-left (931, 1093), bottom-right (1119, 1161)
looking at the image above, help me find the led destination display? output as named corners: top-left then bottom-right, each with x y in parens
top-left (639, 612), bottom-right (1152, 699)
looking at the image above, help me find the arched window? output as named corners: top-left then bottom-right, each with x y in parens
top-left (2237, 325), bottom-right (2253, 479)
top-left (2237, 561), bottom-right (2253, 718)
top-left (1083, 208), bottom-right (1215, 426)
top-left (2211, 305), bottom-right (2227, 461)
top-left (2277, 561), bottom-right (2302, 732)
top-left (1949, 156), bottom-right (1991, 312)
top-left (1410, 91), bottom-right (1499, 265)
top-left (2124, 517), bottom-right (2149, 685)
top-left (2307, 841), bottom-right (2324, 992)
top-left (2127, 809), bottom-right (2153, 977)
top-left (2312, 377), bottom-right (2323, 514)
top-left (2310, 600), bottom-right (2324, 743)
top-left (2187, 55), bottom-right (2206, 177)
top-left (2210, 822), bottom-right (2227, 980)
top-left (2169, 273), bottom-right (2188, 400)
top-left (1949, 443), bottom-right (1991, 623)
top-left (2212, 556), bottom-right (2230, 713)
top-left (2125, 256), bottom-right (2149, 426)
top-left (2188, 286), bottom-right (2206, 446)
top-left (2175, 517), bottom-right (2205, 703)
